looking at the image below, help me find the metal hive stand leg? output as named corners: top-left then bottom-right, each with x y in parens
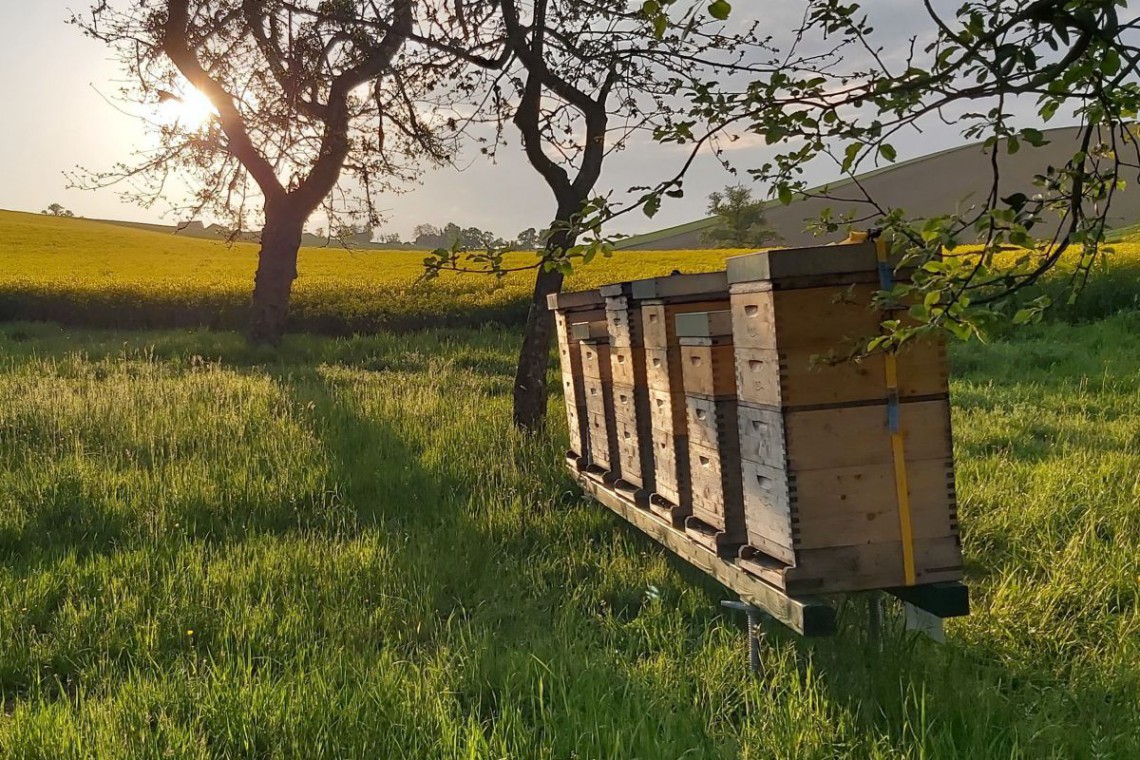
top-left (867, 591), bottom-right (883, 650)
top-left (721, 599), bottom-right (767, 677)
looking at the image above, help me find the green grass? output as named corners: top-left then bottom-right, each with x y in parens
top-left (1, 317), bottom-right (1137, 758)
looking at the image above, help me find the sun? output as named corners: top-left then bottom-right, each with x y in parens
top-left (159, 86), bottom-right (216, 129)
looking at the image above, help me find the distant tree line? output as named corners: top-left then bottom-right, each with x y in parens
top-left (410, 223), bottom-right (543, 251)
top-left (42, 203), bottom-right (75, 218)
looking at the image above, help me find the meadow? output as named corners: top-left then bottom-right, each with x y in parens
top-left (0, 316), bottom-right (1138, 758)
top-left (1, 209), bottom-right (1139, 757)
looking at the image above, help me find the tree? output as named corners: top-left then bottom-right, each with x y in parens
top-left (662, 0), bottom-right (1140, 345)
top-left (703, 184), bottom-right (779, 248)
top-left (515, 227), bottom-right (539, 250)
top-left (442, 222), bottom-right (463, 247)
top-left (426, 0), bottom-right (772, 430)
top-left (42, 203), bottom-right (75, 217)
top-left (76, 0), bottom-right (498, 344)
top-left (413, 223), bottom-right (444, 248)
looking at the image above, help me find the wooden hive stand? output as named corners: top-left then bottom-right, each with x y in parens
top-left (727, 241), bottom-right (962, 595)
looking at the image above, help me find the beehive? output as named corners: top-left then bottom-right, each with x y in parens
top-left (676, 311), bottom-right (746, 556)
top-left (632, 272), bottom-right (730, 525)
top-left (599, 282), bottom-right (654, 502)
top-left (727, 242), bottom-right (962, 594)
top-left (548, 289), bottom-right (606, 466)
top-left (574, 321), bottom-right (619, 479)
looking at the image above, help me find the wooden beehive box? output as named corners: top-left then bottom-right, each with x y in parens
top-left (598, 282), bottom-right (654, 502)
top-left (574, 321), bottom-right (620, 480)
top-left (676, 310), bottom-right (746, 556)
top-left (632, 272), bottom-right (730, 524)
top-left (727, 242), bottom-right (962, 594)
top-left (548, 289), bottom-right (606, 467)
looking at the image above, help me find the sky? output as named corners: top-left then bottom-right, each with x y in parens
top-left (0, 1), bottom-right (1071, 241)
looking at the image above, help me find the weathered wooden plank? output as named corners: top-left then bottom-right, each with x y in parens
top-left (781, 538), bottom-right (964, 595)
top-left (629, 271), bottom-right (729, 301)
top-left (674, 310), bottom-right (734, 339)
top-left (726, 242), bottom-right (908, 284)
top-left (679, 341), bottom-right (736, 399)
top-left (571, 320), bottom-right (609, 342)
top-left (549, 288), bottom-right (605, 311)
top-left (782, 399), bottom-right (953, 471)
top-left (572, 468), bottom-right (837, 637)
top-left (642, 300), bottom-right (732, 349)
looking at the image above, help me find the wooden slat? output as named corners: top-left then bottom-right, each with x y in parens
top-left (731, 284), bottom-right (884, 351)
top-left (609, 345), bottom-right (640, 387)
top-left (573, 469), bottom-right (836, 637)
top-left (679, 341), bottom-right (736, 399)
top-left (782, 538), bottom-right (963, 595)
top-left (675, 310), bottom-right (734, 338)
top-left (580, 342), bottom-right (613, 382)
top-left (649, 430), bottom-right (688, 507)
top-left (641, 300), bottom-right (731, 349)
top-left (790, 459), bottom-right (957, 549)
top-left (726, 242), bottom-right (902, 284)
top-left (629, 271), bottom-right (729, 301)
top-left (572, 320), bottom-right (610, 342)
top-left (783, 399), bottom-right (953, 471)
top-left (685, 396), bottom-right (737, 450)
top-left (549, 289), bottom-right (605, 311)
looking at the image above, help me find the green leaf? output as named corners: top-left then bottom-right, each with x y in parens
top-left (1103, 48), bottom-right (1121, 77)
top-left (643, 194), bottom-right (661, 218)
top-left (777, 184), bottom-right (793, 206)
top-left (1020, 127), bottom-right (1047, 147)
top-left (708, 0), bottom-right (732, 20)
top-left (878, 143), bottom-right (897, 162)
top-left (1012, 308), bottom-right (1035, 325)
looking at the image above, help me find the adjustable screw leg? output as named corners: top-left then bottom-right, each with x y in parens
top-left (867, 591), bottom-right (883, 650)
top-left (746, 607), bottom-right (762, 676)
top-left (722, 598), bottom-right (766, 678)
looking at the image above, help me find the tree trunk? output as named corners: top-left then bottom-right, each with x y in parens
top-left (512, 258), bottom-right (566, 432)
top-left (248, 206), bottom-right (304, 346)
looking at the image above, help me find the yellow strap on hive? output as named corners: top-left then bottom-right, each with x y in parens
top-left (875, 236), bottom-right (917, 586)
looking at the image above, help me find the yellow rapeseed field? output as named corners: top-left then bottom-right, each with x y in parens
top-left (3, 208), bottom-right (1138, 332)
top-left (0, 209), bottom-right (745, 333)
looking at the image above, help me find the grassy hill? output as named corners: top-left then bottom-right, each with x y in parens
top-left (618, 125), bottom-right (1140, 251)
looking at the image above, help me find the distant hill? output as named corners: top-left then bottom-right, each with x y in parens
top-left (617, 125), bottom-right (1135, 250)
